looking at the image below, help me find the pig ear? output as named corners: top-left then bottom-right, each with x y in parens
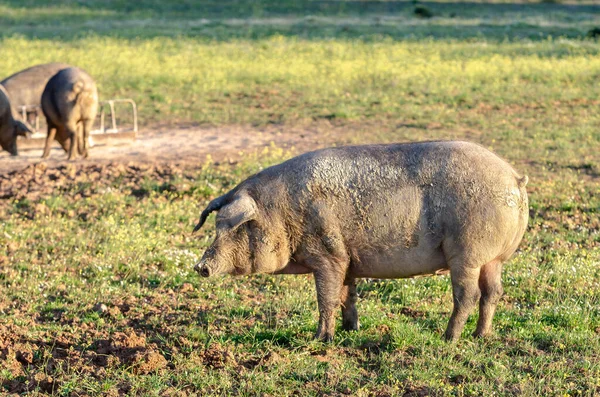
top-left (217, 194), bottom-right (257, 230)
top-left (193, 193), bottom-right (229, 232)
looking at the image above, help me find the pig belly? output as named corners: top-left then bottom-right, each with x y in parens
top-left (350, 246), bottom-right (447, 279)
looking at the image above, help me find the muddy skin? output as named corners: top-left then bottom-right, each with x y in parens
top-left (193, 141), bottom-right (529, 342)
top-left (41, 67), bottom-right (98, 160)
top-left (0, 86), bottom-right (33, 156)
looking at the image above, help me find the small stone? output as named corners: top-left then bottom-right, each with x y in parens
top-left (93, 303), bottom-right (108, 314)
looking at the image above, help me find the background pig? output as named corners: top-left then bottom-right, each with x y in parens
top-left (41, 67), bottom-right (98, 160)
top-left (1, 63), bottom-right (70, 125)
top-left (0, 85), bottom-right (33, 155)
top-left (193, 141), bottom-right (529, 342)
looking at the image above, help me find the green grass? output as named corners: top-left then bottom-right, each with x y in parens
top-left (1, 37), bottom-right (599, 167)
top-left (1, 150), bottom-right (599, 396)
top-left (1, 0), bottom-right (600, 396)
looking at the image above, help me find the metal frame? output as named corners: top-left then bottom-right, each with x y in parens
top-left (98, 98), bottom-right (138, 134)
top-left (19, 104), bottom-right (41, 131)
top-left (17, 98), bottom-right (138, 136)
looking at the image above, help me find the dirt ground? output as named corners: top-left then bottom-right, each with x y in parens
top-left (0, 123), bottom-right (341, 174)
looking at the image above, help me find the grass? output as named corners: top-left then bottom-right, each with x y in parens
top-left (1, 149), bottom-right (599, 396)
top-left (1, 37), bottom-right (599, 166)
top-left (1, 0), bottom-right (600, 396)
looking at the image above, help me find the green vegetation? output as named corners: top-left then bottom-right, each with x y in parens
top-left (1, 1), bottom-right (599, 395)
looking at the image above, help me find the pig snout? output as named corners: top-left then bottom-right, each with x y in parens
top-left (194, 262), bottom-right (212, 277)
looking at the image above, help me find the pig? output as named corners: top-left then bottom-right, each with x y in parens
top-left (41, 67), bottom-right (98, 160)
top-left (1, 63), bottom-right (71, 125)
top-left (0, 85), bottom-right (33, 155)
top-left (193, 141), bottom-right (529, 342)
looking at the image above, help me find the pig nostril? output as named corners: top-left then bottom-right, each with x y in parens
top-left (200, 266), bottom-right (210, 277)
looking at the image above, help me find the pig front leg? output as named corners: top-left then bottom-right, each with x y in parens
top-left (313, 264), bottom-right (347, 342)
top-left (340, 280), bottom-right (359, 331)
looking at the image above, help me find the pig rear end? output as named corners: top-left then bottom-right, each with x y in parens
top-left (41, 67), bottom-right (98, 160)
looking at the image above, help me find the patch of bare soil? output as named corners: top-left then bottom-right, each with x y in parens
top-left (0, 161), bottom-right (186, 205)
top-left (0, 122), bottom-right (340, 174)
top-left (0, 289), bottom-right (286, 394)
top-left (0, 326), bottom-right (168, 393)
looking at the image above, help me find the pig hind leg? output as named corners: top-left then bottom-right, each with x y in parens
top-left (340, 280), bottom-right (359, 331)
top-left (57, 126), bottom-right (71, 154)
top-left (444, 265), bottom-right (481, 341)
top-left (474, 260), bottom-right (503, 337)
top-left (80, 118), bottom-right (94, 158)
top-left (42, 121), bottom-right (58, 159)
top-left (76, 122), bottom-right (85, 156)
top-left (64, 119), bottom-right (79, 160)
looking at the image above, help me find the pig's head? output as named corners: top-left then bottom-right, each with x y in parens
top-left (0, 119), bottom-right (32, 156)
top-left (193, 191), bottom-right (290, 277)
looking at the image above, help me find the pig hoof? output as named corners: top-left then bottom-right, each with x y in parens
top-left (443, 331), bottom-right (459, 342)
top-left (315, 333), bottom-right (334, 343)
top-left (472, 330), bottom-right (492, 339)
top-left (342, 320), bottom-right (359, 332)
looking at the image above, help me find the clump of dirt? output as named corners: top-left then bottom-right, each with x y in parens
top-left (0, 324), bottom-right (27, 377)
top-left (201, 342), bottom-right (236, 369)
top-left (239, 351), bottom-right (282, 370)
top-left (132, 350), bottom-right (169, 374)
top-left (4, 372), bottom-right (58, 394)
top-left (402, 385), bottom-right (437, 397)
top-left (398, 306), bottom-right (427, 319)
top-left (93, 331), bottom-right (168, 374)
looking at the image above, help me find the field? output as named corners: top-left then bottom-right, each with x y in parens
top-left (1, 1), bottom-right (600, 396)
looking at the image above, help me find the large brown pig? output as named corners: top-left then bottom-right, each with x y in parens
top-left (193, 141), bottom-right (529, 341)
top-left (0, 85), bottom-right (32, 156)
top-left (41, 67), bottom-right (98, 160)
top-left (1, 63), bottom-right (70, 124)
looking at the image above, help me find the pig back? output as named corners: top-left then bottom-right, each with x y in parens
top-left (42, 67), bottom-right (98, 124)
top-left (277, 141), bottom-right (528, 276)
top-left (1, 63), bottom-right (70, 109)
